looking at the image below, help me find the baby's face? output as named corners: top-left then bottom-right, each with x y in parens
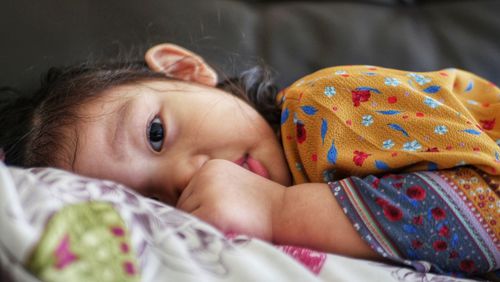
top-left (69, 79), bottom-right (291, 205)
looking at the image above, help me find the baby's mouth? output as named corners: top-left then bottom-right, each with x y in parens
top-left (234, 154), bottom-right (270, 179)
top-left (241, 161), bottom-right (250, 170)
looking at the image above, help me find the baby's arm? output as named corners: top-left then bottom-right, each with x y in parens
top-left (273, 182), bottom-right (380, 260)
top-left (177, 159), bottom-right (380, 261)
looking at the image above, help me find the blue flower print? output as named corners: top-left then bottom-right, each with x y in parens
top-left (362, 115), bottom-right (374, 126)
top-left (324, 86), bottom-right (336, 97)
top-left (403, 140), bottom-right (422, 151)
top-left (434, 125), bottom-right (448, 135)
top-left (383, 139), bottom-right (395, 149)
top-left (384, 77), bottom-right (401, 87)
top-left (408, 73), bottom-right (431, 85)
top-left (424, 97), bottom-right (441, 109)
top-left (496, 139), bottom-right (500, 147)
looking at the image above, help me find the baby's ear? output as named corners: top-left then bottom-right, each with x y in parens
top-left (145, 43), bottom-right (218, 87)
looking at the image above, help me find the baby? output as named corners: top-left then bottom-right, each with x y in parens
top-left (1, 43), bottom-right (498, 277)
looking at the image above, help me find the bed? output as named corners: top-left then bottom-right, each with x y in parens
top-left (1, 0), bottom-right (499, 281)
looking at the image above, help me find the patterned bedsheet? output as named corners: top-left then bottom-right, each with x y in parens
top-left (0, 163), bottom-right (485, 281)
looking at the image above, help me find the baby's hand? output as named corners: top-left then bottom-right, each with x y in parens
top-left (176, 159), bottom-right (286, 240)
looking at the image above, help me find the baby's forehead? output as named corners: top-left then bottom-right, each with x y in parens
top-left (80, 80), bottom-right (162, 111)
top-left (79, 78), bottom-right (218, 117)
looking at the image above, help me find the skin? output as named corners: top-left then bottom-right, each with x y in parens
top-left (71, 79), bottom-right (292, 205)
top-left (69, 78), bottom-right (380, 261)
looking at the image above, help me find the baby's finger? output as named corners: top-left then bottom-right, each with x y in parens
top-left (176, 185), bottom-right (199, 212)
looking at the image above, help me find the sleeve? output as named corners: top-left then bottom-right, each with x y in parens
top-left (328, 166), bottom-right (500, 276)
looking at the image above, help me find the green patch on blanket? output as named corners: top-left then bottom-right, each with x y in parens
top-left (26, 202), bottom-right (139, 282)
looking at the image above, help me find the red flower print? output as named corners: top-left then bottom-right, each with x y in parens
top-left (387, 96), bottom-right (397, 104)
top-left (425, 147), bottom-right (440, 152)
top-left (372, 178), bottom-right (380, 189)
top-left (353, 150), bottom-right (371, 166)
top-left (111, 226), bottom-right (125, 237)
top-left (120, 242), bottom-right (130, 253)
top-left (375, 197), bottom-right (389, 207)
top-left (383, 204), bottom-right (403, 222)
top-left (412, 215), bottom-right (423, 225)
top-left (351, 90), bottom-right (371, 107)
top-left (54, 234), bottom-right (78, 270)
top-left (431, 207), bottom-right (446, 220)
top-left (406, 185), bottom-right (426, 200)
top-left (480, 118), bottom-right (495, 130)
top-left (459, 259), bottom-right (476, 273)
top-left (438, 225), bottom-right (450, 237)
top-left (296, 122), bottom-right (306, 144)
top-left (411, 240), bottom-right (423, 249)
top-left (432, 240), bottom-right (448, 251)
top-left (393, 182), bottom-right (403, 189)
top-left (311, 153), bottom-right (318, 162)
top-left (449, 251), bottom-right (459, 259)
top-left (278, 246), bottom-right (327, 275)
top-left (382, 174), bottom-right (404, 180)
top-left (123, 261), bottom-right (137, 275)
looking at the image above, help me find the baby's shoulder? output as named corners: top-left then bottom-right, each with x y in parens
top-left (294, 65), bottom-right (450, 85)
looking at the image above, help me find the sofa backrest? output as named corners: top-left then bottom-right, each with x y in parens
top-left (0, 0), bottom-right (499, 93)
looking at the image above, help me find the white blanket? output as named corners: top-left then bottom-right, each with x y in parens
top-left (0, 163), bottom-right (480, 281)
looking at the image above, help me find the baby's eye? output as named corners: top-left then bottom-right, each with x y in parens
top-left (148, 117), bottom-right (164, 152)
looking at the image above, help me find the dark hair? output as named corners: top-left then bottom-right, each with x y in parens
top-left (0, 60), bottom-right (281, 168)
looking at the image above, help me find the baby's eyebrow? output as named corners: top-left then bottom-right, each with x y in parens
top-left (108, 97), bottom-right (135, 161)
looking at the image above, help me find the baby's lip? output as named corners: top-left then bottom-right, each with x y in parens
top-left (233, 154), bottom-right (270, 179)
top-left (233, 155), bottom-right (247, 166)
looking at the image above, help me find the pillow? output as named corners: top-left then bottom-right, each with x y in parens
top-left (0, 164), bottom-right (326, 281)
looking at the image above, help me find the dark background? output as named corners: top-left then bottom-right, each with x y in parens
top-left (1, 0), bottom-right (499, 95)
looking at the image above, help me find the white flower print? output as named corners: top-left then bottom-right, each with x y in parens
top-left (408, 73), bottom-right (431, 85)
top-left (403, 140), bottom-right (422, 151)
top-left (424, 97), bottom-right (441, 109)
top-left (384, 77), bottom-right (401, 87)
top-left (383, 139), bottom-right (395, 149)
top-left (362, 115), bottom-right (374, 126)
top-left (324, 86), bottom-right (336, 97)
top-left (434, 125), bottom-right (448, 135)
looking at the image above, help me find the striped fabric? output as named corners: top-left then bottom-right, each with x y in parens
top-left (330, 167), bottom-right (499, 276)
